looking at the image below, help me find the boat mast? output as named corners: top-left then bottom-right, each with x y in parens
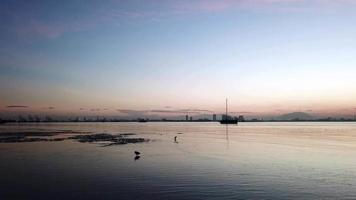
top-left (226, 98), bottom-right (228, 120)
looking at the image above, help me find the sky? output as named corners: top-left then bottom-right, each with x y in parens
top-left (1, 0), bottom-right (356, 118)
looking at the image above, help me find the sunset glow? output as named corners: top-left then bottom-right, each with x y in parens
top-left (1, 0), bottom-right (356, 118)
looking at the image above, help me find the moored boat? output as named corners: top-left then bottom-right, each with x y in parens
top-left (220, 99), bottom-right (238, 125)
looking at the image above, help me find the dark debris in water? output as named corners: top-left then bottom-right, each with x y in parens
top-left (69, 133), bottom-right (149, 146)
top-left (0, 131), bottom-right (149, 146)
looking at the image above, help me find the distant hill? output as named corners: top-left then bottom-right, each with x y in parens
top-left (276, 112), bottom-right (314, 121)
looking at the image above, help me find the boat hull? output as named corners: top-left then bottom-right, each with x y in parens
top-left (220, 120), bottom-right (238, 124)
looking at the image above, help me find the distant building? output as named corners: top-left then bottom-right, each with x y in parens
top-left (45, 116), bottom-right (53, 122)
top-left (18, 115), bottom-right (26, 122)
top-left (213, 114), bottom-right (217, 121)
top-left (222, 114), bottom-right (226, 120)
top-left (238, 115), bottom-right (245, 122)
top-left (186, 115), bottom-right (189, 121)
top-left (222, 114), bottom-right (232, 120)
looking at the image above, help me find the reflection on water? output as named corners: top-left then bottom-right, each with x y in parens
top-left (225, 124), bottom-right (230, 149)
top-left (1, 122), bottom-right (356, 199)
top-left (134, 155), bottom-right (140, 161)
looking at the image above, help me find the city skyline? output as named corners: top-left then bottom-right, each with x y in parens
top-left (1, 0), bottom-right (356, 118)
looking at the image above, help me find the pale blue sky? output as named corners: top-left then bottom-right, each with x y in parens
top-left (1, 0), bottom-right (356, 117)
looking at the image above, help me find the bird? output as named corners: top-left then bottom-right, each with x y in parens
top-left (134, 151), bottom-right (141, 156)
top-left (174, 136), bottom-right (177, 141)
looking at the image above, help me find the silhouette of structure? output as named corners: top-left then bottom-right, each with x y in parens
top-left (213, 114), bottom-right (217, 121)
top-left (220, 99), bottom-right (238, 124)
top-left (238, 115), bottom-right (245, 122)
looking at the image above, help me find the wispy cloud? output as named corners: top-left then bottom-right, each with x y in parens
top-left (173, 0), bottom-right (239, 12)
top-left (2, 0), bottom-right (356, 42)
top-left (117, 109), bottom-right (148, 115)
top-left (151, 109), bottom-right (212, 114)
top-left (1, 1), bottom-right (100, 42)
top-left (233, 111), bottom-right (254, 114)
top-left (6, 105), bottom-right (28, 108)
top-left (117, 108), bottom-right (212, 115)
top-left (43, 106), bottom-right (55, 110)
top-left (8, 16), bottom-right (97, 42)
top-left (170, 0), bottom-right (356, 13)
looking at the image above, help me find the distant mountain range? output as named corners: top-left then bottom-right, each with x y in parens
top-left (275, 112), bottom-right (314, 120)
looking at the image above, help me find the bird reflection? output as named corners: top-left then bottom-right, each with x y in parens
top-left (134, 155), bottom-right (140, 161)
top-left (134, 151), bottom-right (141, 161)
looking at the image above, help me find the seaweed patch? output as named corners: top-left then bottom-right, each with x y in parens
top-left (0, 131), bottom-right (149, 146)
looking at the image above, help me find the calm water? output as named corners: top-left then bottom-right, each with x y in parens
top-left (1, 122), bottom-right (356, 199)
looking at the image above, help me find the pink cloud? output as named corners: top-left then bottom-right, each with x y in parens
top-left (175, 0), bottom-right (239, 12)
top-left (172, 0), bottom-right (356, 12)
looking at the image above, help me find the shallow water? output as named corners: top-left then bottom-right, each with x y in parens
top-left (1, 122), bottom-right (356, 199)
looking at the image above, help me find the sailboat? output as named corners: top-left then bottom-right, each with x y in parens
top-left (220, 98), bottom-right (238, 124)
